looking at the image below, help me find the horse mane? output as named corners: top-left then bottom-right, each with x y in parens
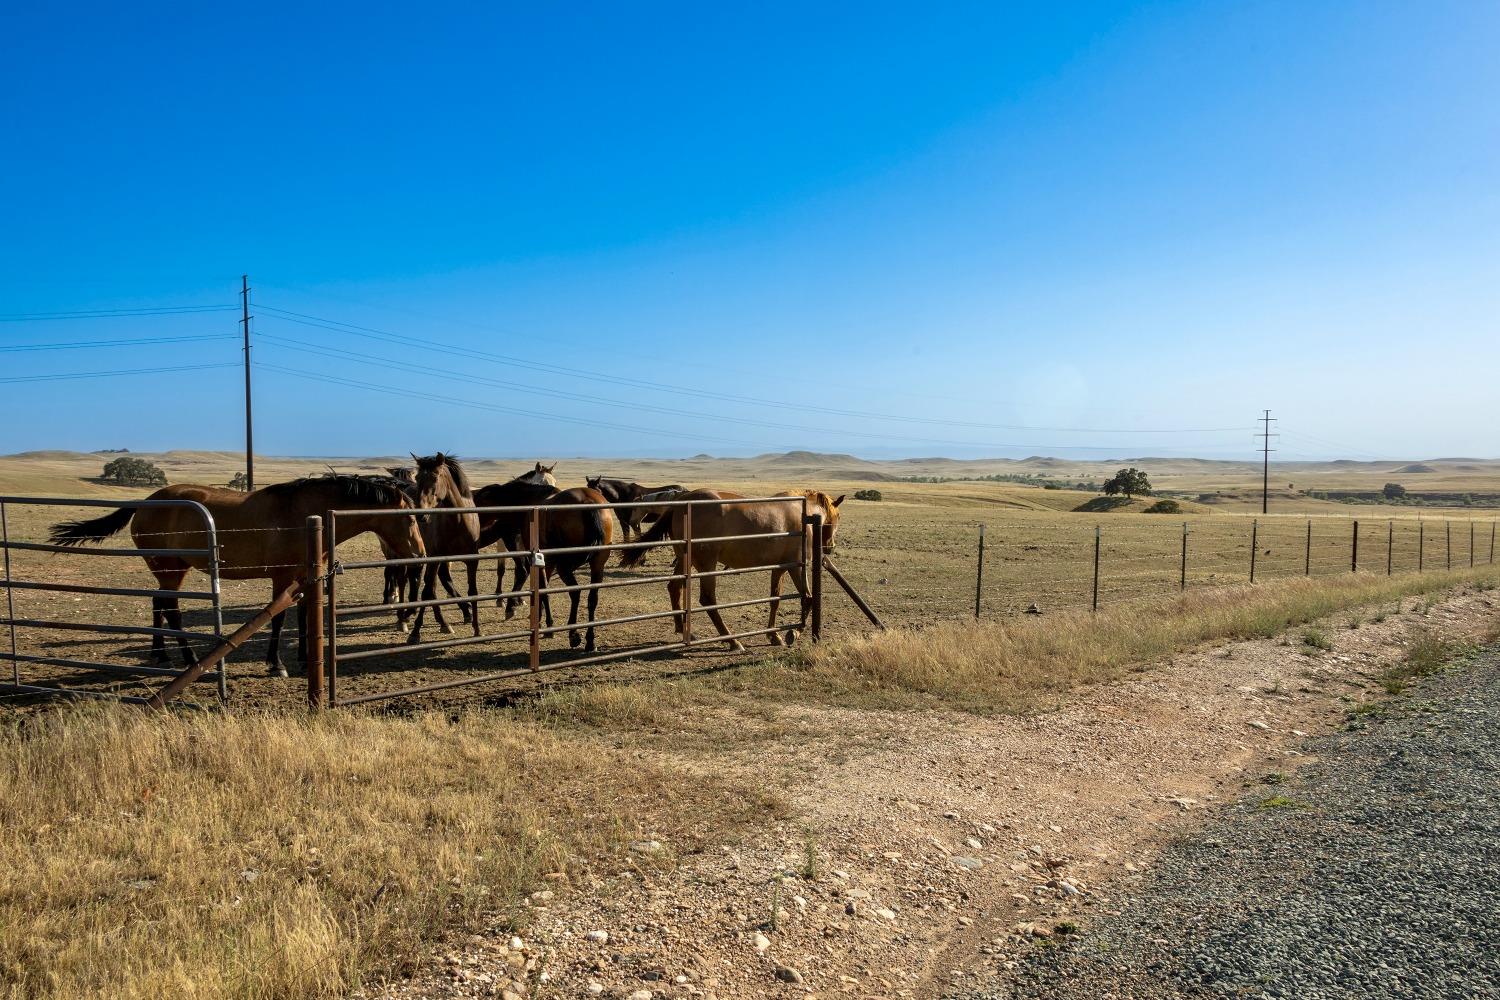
top-left (414, 452), bottom-right (471, 495)
top-left (262, 474), bottom-right (406, 507)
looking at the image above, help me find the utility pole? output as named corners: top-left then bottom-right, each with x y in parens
top-left (241, 274), bottom-right (254, 491)
top-left (1258, 409), bottom-right (1277, 514)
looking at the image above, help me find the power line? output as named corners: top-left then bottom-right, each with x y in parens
top-left (255, 303), bottom-right (1254, 436)
top-left (0, 305), bottom-right (236, 322)
top-left (0, 334), bottom-right (236, 353)
top-left (254, 350), bottom-right (1250, 455)
top-left (0, 362), bottom-right (238, 384)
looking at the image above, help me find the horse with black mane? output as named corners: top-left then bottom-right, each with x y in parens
top-left (584, 476), bottom-right (684, 541)
top-left (473, 471), bottom-right (614, 652)
top-left (48, 475), bottom-right (424, 676)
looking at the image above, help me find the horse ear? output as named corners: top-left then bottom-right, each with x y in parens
top-left (410, 452), bottom-right (419, 464)
top-left (832, 494), bottom-right (845, 507)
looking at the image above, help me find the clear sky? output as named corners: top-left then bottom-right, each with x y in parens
top-left (2, 2), bottom-right (1497, 461)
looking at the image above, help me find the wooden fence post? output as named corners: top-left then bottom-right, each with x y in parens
top-left (1387, 520), bottom-right (1393, 576)
top-left (1091, 525), bottom-right (1101, 612)
top-left (1304, 519), bottom-right (1312, 576)
top-left (974, 523), bottom-right (985, 619)
top-left (1180, 521), bottom-right (1188, 591)
top-left (1250, 519), bottom-right (1258, 583)
top-left (1351, 520), bottom-right (1359, 573)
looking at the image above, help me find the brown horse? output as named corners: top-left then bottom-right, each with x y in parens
top-left (620, 489), bottom-right (843, 650)
top-left (472, 476), bottom-right (614, 652)
top-left (48, 476), bottom-right (424, 675)
top-left (404, 453), bottom-right (483, 644)
top-left (584, 477), bottom-right (684, 541)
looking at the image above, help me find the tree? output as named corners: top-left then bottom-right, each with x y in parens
top-left (228, 471), bottom-right (251, 492)
top-left (101, 456), bottom-right (166, 487)
top-left (1383, 483), bottom-right (1407, 501)
top-left (1102, 467), bottom-right (1152, 499)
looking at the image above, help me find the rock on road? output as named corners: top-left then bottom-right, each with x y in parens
top-left (951, 645), bottom-right (1500, 1000)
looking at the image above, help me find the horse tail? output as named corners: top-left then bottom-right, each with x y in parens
top-left (48, 506), bottom-right (136, 546)
top-left (619, 508), bottom-right (674, 568)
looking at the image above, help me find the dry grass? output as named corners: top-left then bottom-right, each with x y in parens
top-left (732, 568), bottom-right (1500, 714)
top-left (0, 707), bottom-right (773, 1000)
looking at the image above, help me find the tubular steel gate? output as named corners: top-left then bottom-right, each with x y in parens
top-left (317, 496), bottom-right (825, 708)
top-left (0, 496), bottom-right (229, 704)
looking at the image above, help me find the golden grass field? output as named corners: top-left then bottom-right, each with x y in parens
top-left (3, 448), bottom-right (1499, 999)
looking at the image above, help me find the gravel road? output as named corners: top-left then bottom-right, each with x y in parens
top-left (951, 644), bottom-right (1500, 1000)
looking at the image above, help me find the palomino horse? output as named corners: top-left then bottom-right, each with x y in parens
top-left (620, 489), bottom-right (843, 650)
top-left (584, 477), bottom-right (684, 541)
top-left (472, 476), bottom-right (613, 652)
top-left (48, 476), bottom-right (424, 675)
top-left (404, 452), bottom-right (484, 643)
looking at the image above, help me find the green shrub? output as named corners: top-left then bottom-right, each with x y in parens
top-left (852, 489), bottom-right (883, 502)
top-left (1142, 499), bottom-right (1182, 514)
top-left (101, 456), bottom-right (166, 487)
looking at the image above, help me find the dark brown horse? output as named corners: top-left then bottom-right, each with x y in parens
top-left (473, 476), bottom-right (613, 651)
top-left (48, 476), bottom-right (424, 675)
top-left (584, 477), bottom-right (685, 541)
top-left (404, 453), bottom-right (483, 644)
top-left (620, 489), bottom-right (843, 650)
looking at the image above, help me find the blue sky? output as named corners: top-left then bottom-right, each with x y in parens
top-left (2, 2), bottom-right (1497, 461)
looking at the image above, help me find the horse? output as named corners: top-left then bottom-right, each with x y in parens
top-left (404, 452), bottom-right (484, 644)
top-left (619, 489), bottom-right (844, 650)
top-left (584, 477), bottom-right (685, 541)
top-left (472, 476), bottom-right (613, 652)
top-left (374, 467), bottom-right (463, 629)
top-left (47, 475), bottom-right (425, 676)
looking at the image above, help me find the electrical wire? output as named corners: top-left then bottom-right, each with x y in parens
top-left (0, 362), bottom-right (238, 384)
top-left (0, 305), bottom-right (236, 322)
top-left (254, 304), bottom-right (1254, 437)
top-left (0, 334), bottom-right (236, 353)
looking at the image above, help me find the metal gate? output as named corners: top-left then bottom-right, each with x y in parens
top-left (318, 495), bottom-right (824, 707)
top-left (0, 496), bottom-right (228, 704)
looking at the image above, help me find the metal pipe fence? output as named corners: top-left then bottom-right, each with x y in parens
top-left (320, 495), bottom-right (823, 707)
top-left (0, 496), bottom-right (228, 703)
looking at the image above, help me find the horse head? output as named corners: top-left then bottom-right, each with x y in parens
top-left (525, 461), bottom-right (559, 488)
top-left (805, 491), bottom-right (845, 552)
top-left (411, 452), bottom-right (458, 509)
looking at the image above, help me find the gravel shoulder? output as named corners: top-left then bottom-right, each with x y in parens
top-left (952, 642), bottom-right (1500, 1000)
top-left (372, 587), bottom-right (1499, 1000)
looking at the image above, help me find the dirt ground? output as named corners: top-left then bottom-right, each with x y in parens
top-left (361, 586), bottom-right (1499, 1000)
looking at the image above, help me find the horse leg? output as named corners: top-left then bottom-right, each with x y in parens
top-left (766, 567), bottom-right (786, 646)
top-left (438, 562), bottom-right (468, 624)
top-left (786, 565), bottom-right (811, 646)
top-left (267, 611), bottom-right (288, 677)
top-left (667, 553), bottom-right (686, 635)
top-left (406, 564), bottom-right (436, 644)
top-left (557, 564), bottom-right (582, 648)
top-left (147, 563), bottom-right (195, 667)
top-left (699, 574), bottom-right (744, 652)
top-left (149, 596), bottom-right (169, 664)
top-left (504, 556), bottom-right (527, 619)
top-left (465, 557), bottom-right (480, 636)
top-left (430, 563), bottom-right (453, 635)
top-left (584, 551), bottom-right (606, 652)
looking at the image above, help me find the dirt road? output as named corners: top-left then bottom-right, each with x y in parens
top-left (370, 588), bottom-right (1498, 1000)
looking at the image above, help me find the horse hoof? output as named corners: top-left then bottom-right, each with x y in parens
top-left (438, 623), bottom-right (454, 635)
top-left (729, 640), bottom-right (747, 653)
top-left (785, 629), bottom-right (798, 646)
top-left (569, 632), bottom-right (582, 649)
top-left (406, 631), bottom-right (423, 646)
top-left (768, 633), bottom-right (784, 647)
top-left (269, 666), bottom-right (288, 678)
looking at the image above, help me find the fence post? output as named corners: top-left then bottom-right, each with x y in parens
top-left (1304, 519), bottom-right (1312, 576)
top-left (1091, 525), bottom-right (1101, 612)
top-left (1, 501), bottom-right (17, 686)
top-left (1351, 520), bottom-right (1359, 573)
top-left (1250, 519), bottom-right (1258, 583)
top-left (682, 504), bottom-right (693, 645)
top-left (1387, 520), bottom-right (1393, 576)
top-left (810, 513), bottom-right (824, 641)
top-left (974, 523), bottom-right (986, 618)
top-left (1446, 520), bottom-right (1452, 571)
top-left (1470, 521), bottom-right (1475, 569)
top-left (303, 515), bottom-right (325, 711)
top-left (1491, 521), bottom-right (1496, 564)
top-left (1419, 520), bottom-right (1425, 572)
top-left (325, 511), bottom-right (338, 707)
top-left (1180, 521), bottom-right (1188, 591)
top-left (528, 506), bottom-right (541, 671)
